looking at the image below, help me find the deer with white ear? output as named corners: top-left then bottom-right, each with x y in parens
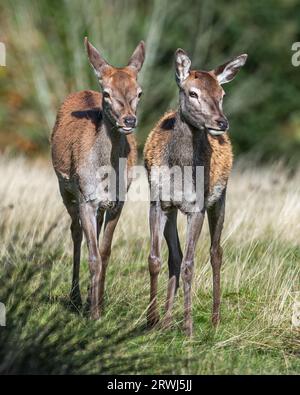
top-left (144, 49), bottom-right (247, 336)
top-left (51, 38), bottom-right (145, 319)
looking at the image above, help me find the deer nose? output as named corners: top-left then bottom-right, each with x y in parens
top-left (217, 119), bottom-right (229, 131)
top-left (124, 116), bottom-right (136, 128)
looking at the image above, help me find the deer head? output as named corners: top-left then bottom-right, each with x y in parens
top-left (175, 49), bottom-right (247, 136)
top-left (85, 37), bottom-right (145, 134)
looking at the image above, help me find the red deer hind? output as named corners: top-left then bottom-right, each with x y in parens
top-left (144, 49), bottom-right (247, 335)
top-left (51, 38), bottom-right (145, 319)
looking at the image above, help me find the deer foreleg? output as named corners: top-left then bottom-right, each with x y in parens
top-left (181, 210), bottom-right (205, 336)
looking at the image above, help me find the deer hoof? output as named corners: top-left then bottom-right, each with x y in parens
top-left (69, 291), bottom-right (82, 310)
top-left (147, 312), bottom-right (160, 328)
top-left (212, 313), bottom-right (221, 327)
top-left (160, 313), bottom-right (173, 330)
top-left (90, 309), bottom-right (101, 320)
top-left (183, 322), bottom-right (193, 337)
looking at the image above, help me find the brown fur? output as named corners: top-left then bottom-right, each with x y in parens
top-left (189, 70), bottom-right (224, 102)
top-left (51, 90), bottom-right (137, 178)
top-left (144, 111), bottom-right (174, 168)
top-left (206, 132), bottom-right (233, 193)
top-left (144, 110), bottom-right (233, 196)
top-left (101, 66), bottom-right (138, 81)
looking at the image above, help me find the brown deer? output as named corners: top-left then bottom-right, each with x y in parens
top-left (144, 49), bottom-right (247, 335)
top-left (51, 37), bottom-right (145, 319)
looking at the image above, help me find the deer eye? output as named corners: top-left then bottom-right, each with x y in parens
top-left (138, 91), bottom-right (143, 98)
top-left (103, 91), bottom-right (111, 99)
top-left (189, 91), bottom-right (198, 99)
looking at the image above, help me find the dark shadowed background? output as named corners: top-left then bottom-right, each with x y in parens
top-left (0, 0), bottom-right (300, 162)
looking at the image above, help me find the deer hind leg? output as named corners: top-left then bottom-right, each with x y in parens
top-left (79, 201), bottom-right (102, 320)
top-left (98, 206), bottom-right (123, 313)
top-left (60, 186), bottom-right (83, 309)
top-left (207, 190), bottom-right (226, 327)
top-left (161, 209), bottom-right (183, 328)
top-left (181, 211), bottom-right (205, 336)
top-left (147, 203), bottom-right (167, 328)
top-left (69, 206), bottom-right (83, 308)
top-left (96, 209), bottom-right (105, 245)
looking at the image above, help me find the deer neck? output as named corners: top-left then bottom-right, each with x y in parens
top-left (166, 110), bottom-right (211, 169)
top-left (99, 113), bottom-right (128, 169)
top-left (176, 110), bottom-right (209, 146)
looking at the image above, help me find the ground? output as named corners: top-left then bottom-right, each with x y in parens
top-left (0, 155), bottom-right (299, 374)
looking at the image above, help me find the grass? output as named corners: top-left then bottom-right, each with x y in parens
top-left (0, 155), bottom-right (299, 374)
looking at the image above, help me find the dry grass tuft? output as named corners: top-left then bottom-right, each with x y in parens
top-left (0, 155), bottom-right (299, 374)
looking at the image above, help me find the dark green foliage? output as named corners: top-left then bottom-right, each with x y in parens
top-left (0, 0), bottom-right (300, 161)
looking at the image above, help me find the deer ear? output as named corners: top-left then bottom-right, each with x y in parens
top-left (127, 41), bottom-right (145, 73)
top-left (84, 37), bottom-right (109, 79)
top-left (175, 49), bottom-right (191, 85)
top-left (213, 54), bottom-right (248, 85)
